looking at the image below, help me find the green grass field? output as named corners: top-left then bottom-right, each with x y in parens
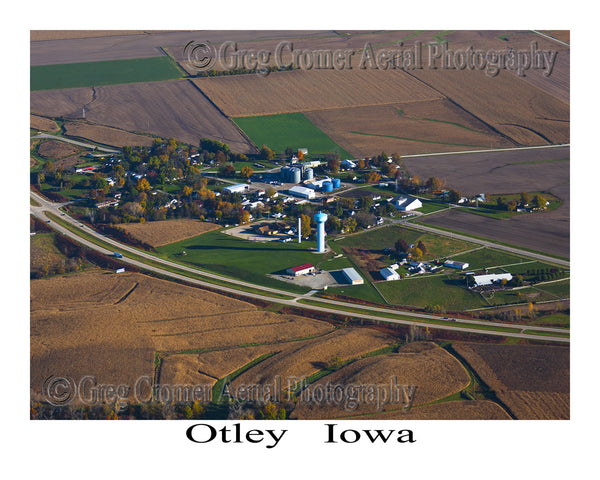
top-left (31, 56), bottom-right (184, 91)
top-left (376, 274), bottom-right (485, 310)
top-left (232, 112), bottom-right (353, 159)
top-left (155, 229), bottom-right (325, 294)
top-left (335, 224), bottom-right (477, 261)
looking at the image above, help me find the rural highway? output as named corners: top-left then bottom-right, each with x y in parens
top-left (30, 190), bottom-right (569, 343)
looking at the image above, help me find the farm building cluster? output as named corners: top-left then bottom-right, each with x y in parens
top-left (283, 263), bottom-right (364, 287)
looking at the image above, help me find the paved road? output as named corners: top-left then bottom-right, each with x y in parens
top-left (31, 133), bottom-right (120, 154)
top-left (402, 143), bottom-right (569, 159)
top-left (30, 190), bottom-right (569, 343)
top-left (400, 218), bottom-right (570, 268)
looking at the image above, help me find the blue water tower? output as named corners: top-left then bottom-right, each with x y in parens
top-left (314, 211), bottom-right (328, 253)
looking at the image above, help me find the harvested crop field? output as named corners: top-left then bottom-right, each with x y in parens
top-left (116, 219), bottom-right (221, 248)
top-left (64, 122), bottom-right (155, 147)
top-left (30, 233), bottom-right (70, 273)
top-left (189, 345), bottom-right (279, 380)
top-left (453, 342), bottom-right (569, 419)
top-left (193, 69), bottom-right (443, 117)
top-left (290, 342), bottom-right (471, 419)
top-left (30, 271), bottom-right (334, 406)
top-left (410, 67), bottom-right (569, 146)
top-left (305, 99), bottom-right (516, 157)
top-left (404, 145), bottom-right (570, 258)
top-left (402, 145), bottom-right (570, 196)
top-left (30, 79), bottom-right (256, 153)
top-left (30, 114), bottom-right (59, 132)
top-left (37, 139), bottom-right (85, 159)
top-left (30, 30), bottom-right (180, 42)
top-left (419, 199), bottom-right (569, 258)
top-left (349, 400), bottom-right (511, 420)
top-left (30, 30), bottom-right (326, 66)
top-left (231, 328), bottom-right (395, 392)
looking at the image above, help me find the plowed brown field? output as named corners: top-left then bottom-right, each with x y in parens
top-left (453, 342), bottom-right (569, 419)
top-left (30, 79), bottom-right (256, 153)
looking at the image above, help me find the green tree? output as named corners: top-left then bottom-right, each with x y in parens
top-left (260, 145), bottom-right (275, 161)
top-left (325, 153), bottom-right (340, 174)
top-left (395, 238), bottom-right (409, 253)
top-left (533, 194), bottom-right (547, 209)
top-left (218, 164), bottom-right (236, 178)
top-left (240, 166), bottom-right (254, 179)
top-left (215, 150), bottom-right (227, 165)
top-left (427, 177), bottom-right (443, 192)
top-left (136, 177), bottom-right (151, 192)
top-left (364, 171), bottom-right (381, 184)
top-left (342, 216), bottom-right (357, 233)
top-left (300, 214), bottom-right (312, 238)
top-left (391, 153), bottom-right (402, 166)
top-left (359, 196), bottom-right (373, 211)
top-left (448, 189), bottom-right (461, 203)
top-left (326, 215), bottom-right (341, 233)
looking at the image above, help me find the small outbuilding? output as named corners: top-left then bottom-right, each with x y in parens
top-left (286, 264), bottom-right (316, 276)
top-left (380, 267), bottom-right (401, 281)
top-left (444, 260), bottom-right (470, 270)
top-left (342, 267), bottom-right (364, 285)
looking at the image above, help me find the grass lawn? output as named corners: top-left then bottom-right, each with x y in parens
top-left (233, 112), bottom-right (353, 159)
top-left (530, 313), bottom-right (570, 327)
top-left (155, 229), bottom-right (325, 294)
top-left (456, 248), bottom-right (532, 270)
top-left (31, 56), bottom-right (184, 91)
top-left (376, 274), bottom-right (485, 310)
top-left (335, 224), bottom-right (477, 261)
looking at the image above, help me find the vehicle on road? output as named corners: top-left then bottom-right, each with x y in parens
top-left (112, 252), bottom-right (124, 258)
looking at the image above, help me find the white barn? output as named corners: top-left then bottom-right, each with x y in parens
top-left (392, 195), bottom-right (422, 211)
top-left (380, 267), bottom-right (400, 281)
top-left (473, 273), bottom-right (513, 287)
